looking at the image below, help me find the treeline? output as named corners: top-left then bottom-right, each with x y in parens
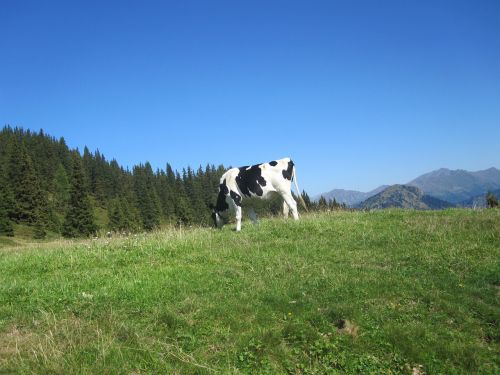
top-left (0, 126), bottom-right (228, 238)
top-left (0, 126), bottom-right (327, 238)
top-left (310, 195), bottom-right (348, 211)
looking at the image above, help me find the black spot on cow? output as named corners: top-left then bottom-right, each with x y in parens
top-left (269, 160), bottom-right (278, 166)
top-left (235, 164), bottom-right (267, 197)
top-left (282, 160), bottom-right (294, 180)
top-left (230, 190), bottom-right (242, 206)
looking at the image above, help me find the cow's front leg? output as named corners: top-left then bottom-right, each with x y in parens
top-left (235, 205), bottom-right (242, 231)
top-left (229, 191), bottom-right (243, 231)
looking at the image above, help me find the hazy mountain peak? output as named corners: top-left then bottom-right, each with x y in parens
top-left (409, 167), bottom-right (500, 203)
top-left (314, 185), bottom-right (389, 206)
top-left (357, 185), bottom-right (454, 210)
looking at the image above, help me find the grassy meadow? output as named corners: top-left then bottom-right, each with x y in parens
top-left (0, 209), bottom-right (499, 374)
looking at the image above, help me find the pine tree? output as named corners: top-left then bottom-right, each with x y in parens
top-left (301, 191), bottom-right (312, 208)
top-left (174, 171), bottom-right (193, 225)
top-left (120, 198), bottom-right (140, 232)
top-left (329, 198), bottom-right (339, 210)
top-left (318, 196), bottom-right (327, 210)
top-left (120, 174), bottom-right (141, 230)
top-left (107, 198), bottom-right (139, 232)
top-left (157, 171), bottom-right (176, 222)
top-left (108, 198), bottom-right (124, 232)
top-left (0, 164), bottom-right (14, 236)
top-left (486, 191), bottom-right (499, 208)
top-left (52, 163), bottom-right (71, 212)
top-left (133, 163), bottom-right (161, 230)
top-left (7, 138), bottom-right (48, 224)
top-left (33, 209), bottom-right (47, 239)
top-left (0, 203), bottom-right (13, 236)
top-left (184, 166), bottom-right (206, 223)
top-left (0, 185), bottom-right (14, 236)
top-left (62, 154), bottom-right (97, 237)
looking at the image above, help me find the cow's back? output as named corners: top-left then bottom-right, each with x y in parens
top-left (220, 158), bottom-right (293, 199)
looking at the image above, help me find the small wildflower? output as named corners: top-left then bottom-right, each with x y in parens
top-left (82, 292), bottom-right (94, 299)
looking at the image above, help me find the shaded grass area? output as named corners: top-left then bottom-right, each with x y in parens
top-left (1, 209), bottom-right (499, 373)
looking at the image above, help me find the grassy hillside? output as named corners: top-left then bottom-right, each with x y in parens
top-left (1, 210), bottom-right (499, 374)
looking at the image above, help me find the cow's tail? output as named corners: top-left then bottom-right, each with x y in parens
top-left (292, 166), bottom-right (308, 212)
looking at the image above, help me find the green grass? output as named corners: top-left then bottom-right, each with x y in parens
top-left (1, 209), bottom-right (499, 374)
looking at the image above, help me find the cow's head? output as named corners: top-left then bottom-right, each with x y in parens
top-left (210, 180), bottom-right (230, 229)
top-left (209, 203), bottom-right (224, 228)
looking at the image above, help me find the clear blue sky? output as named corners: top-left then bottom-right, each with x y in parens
top-left (2, 1), bottom-right (499, 195)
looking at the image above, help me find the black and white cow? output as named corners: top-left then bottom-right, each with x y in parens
top-left (210, 157), bottom-right (306, 231)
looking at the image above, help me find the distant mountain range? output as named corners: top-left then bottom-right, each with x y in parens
top-left (314, 185), bottom-right (389, 206)
top-left (407, 167), bottom-right (500, 203)
top-left (356, 185), bottom-right (455, 210)
top-left (315, 167), bottom-right (500, 209)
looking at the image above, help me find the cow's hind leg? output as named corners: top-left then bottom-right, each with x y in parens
top-left (229, 199), bottom-right (242, 231)
top-left (248, 208), bottom-right (258, 224)
top-left (282, 193), bottom-right (299, 220)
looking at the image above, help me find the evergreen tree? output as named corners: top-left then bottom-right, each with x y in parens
top-left (120, 175), bottom-right (141, 230)
top-left (57, 137), bottom-right (73, 172)
top-left (0, 179), bottom-right (14, 236)
top-left (0, 203), bottom-right (13, 236)
top-left (133, 163), bottom-right (161, 230)
top-left (157, 171), bottom-right (176, 222)
top-left (33, 208), bottom-right (47, 239)
top-left (7, 138), bottom-right (48, 224)
top-left (318, 195), bottom-right (328, 210)
top-left (108, 198), bottom-right (124, 232)
top-left (201, 164), bottom-right (216, 207)
top-left (329, 198), bottom-right (340, 210)
top-left (120, 198), bottom-right (140, 232)
top-left (52, 163), bottom-right (71, 212)
top-left (174, 171), bottom-right (194, 225)
top-left (301, 191), bottom-right (312, 208)
top-left (62, 154), bottom-right (97, 237)
top-left (184, 166), bottom-right (206, 223)
top-left (108, 198), bottom-right (139, 232)
top-left (486, 191), bottom-right (499, 208)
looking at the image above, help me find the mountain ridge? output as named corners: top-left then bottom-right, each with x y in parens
top-left (408, 167), bottom-right (500, 203)
top-left (316, 167), bottom-right (499, 207)
top-left (314, 185), bottom-right (389, 206)
top-left (356, 185), bottom-right (455, 210)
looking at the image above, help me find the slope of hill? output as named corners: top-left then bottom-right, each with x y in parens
top-left (315, 185), bottom-right (388, 206)
top-left (408, 167), bottom-right (500, 203)
top-left (1, 210), bottom-right (498, 374)
top-left (357, 184), bottom-right (455, 210)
